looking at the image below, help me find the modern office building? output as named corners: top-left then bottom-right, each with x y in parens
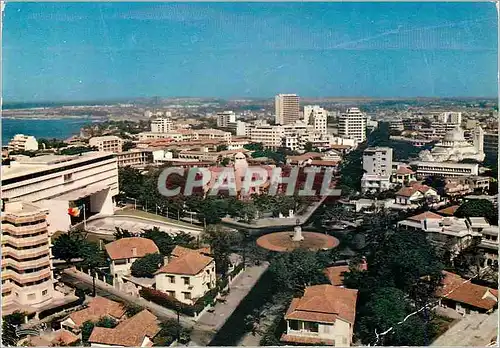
top-left (275, 94), bottom-right (300, 125)
top-left (216, 111), bottom-right (237, 128)
top-left (7, 134), bottom-right (39, 152)
top-left (150, 117), bottom-right (174, 133)
top-left (2, 201), bottom-right (54, 313)
top-left (338, 108), bottom-right (366, 142)
top-left (116, 149), bottom-right (155, 168)
top-left (483, 131), bottom-right (498, 162)
top-left (304, 106), bottom-right (328, 135)
top-left (412, 161), bottom-right (479, 178)
top-left (1, 152), bottom-right (119, 234)
top-left (89, 135), bottom-right (124, 153)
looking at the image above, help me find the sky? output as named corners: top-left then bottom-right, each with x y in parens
top-left (3, 2), bottom-right (498, 102)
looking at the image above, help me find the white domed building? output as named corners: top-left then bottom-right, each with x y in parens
top-left (418, 126), bottom-right (485, 163)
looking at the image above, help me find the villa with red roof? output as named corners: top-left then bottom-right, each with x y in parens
top-left (437, 271), bottom-right (498, 315)
top-left (395, 182), bottom-right (439, 206)
top-left (105, 237), bottom-right (160, 282)
top-left (155, 246), bottom-right (216, 304)
top-left (280, 285), bottom-right (358, 346)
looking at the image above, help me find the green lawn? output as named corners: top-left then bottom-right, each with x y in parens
top-left (114, 209), bottom-right (203, 229)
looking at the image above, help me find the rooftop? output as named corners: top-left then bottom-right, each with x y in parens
top-left (324, 262), bottom-right (367, 287)
top-left (285, 284), bottom-right (358, 324)
top-left (156, 246), bottom-right (214, 275)
top-left (67, 296), bottom-right (125, 328)
top-left (105, 237), bottom-right (160, 260)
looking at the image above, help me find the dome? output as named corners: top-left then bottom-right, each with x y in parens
top-left (443, 127), bottom-right (466, 143)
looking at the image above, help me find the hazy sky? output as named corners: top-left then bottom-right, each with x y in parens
top-left (3, 2), bottom-right (498, 102)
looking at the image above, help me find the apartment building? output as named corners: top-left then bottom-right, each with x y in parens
top-left (89, 135), bottom-right (123, 153)
top-left (412, 161), bottom-right (479, 178)
top-left (7, 134), bottom-right (39, 152)
top-left (1, 152), bottom-right (118, 234)
top-left (338, 108), bottom-right (366, 142)
top-left (250, 124), bottom-right (285, 149)
top-left (280, 285), bottom-right (358, 346)
top-left (150, 117), bottom-right (173, 133)
top-left (275, 94), bottom-right (300, 125)
top-left (361, 147), bottom-right (393, 193)
top-left (437, 112), bottom-right (462, 125)
top-left (227, 120), bottom-right (250, 137)
top-left (2, 202), bottom-right (54, 313)
top-left (303, 105), bottom-right (328, 134)
top-left (155, 246), bottom-right (216, 305)
top-left (116, 149), bottom-right (154, 168)
top-left (216, 111), bottom-right (237, 128)
top-left (195, 129), bottom-right (232, 142)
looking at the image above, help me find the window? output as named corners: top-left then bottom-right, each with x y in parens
top-left (42, 289), bottom-right (48, 296)
top-left (63, 173), bottom-right (73, 182)
top-left (168, 276), bottom-right (175, 284)
top-left (28, 293), bottom-right (36, 300)
top-left (183, 277), bottom-right (190, 286)
top-left (289, 320), bottom-right (299, 330)
top-left (167, 291), bottom-right (175, 297)
top-left (304, 321), bottom-right (319, 333)
top-left (183, 292), bottom-right (191, 300)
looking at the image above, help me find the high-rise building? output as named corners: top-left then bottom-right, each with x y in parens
top-left (216, 111), bottom-right (236, 128)
top-left (2, 201), bottom-right (54, 312)
top-left (89, 135), bottom-right (124, 153)
top-left (361, 147), bottom-right (393, 193)
top-left (303, 106), bottom-right (328, 134)
top-left (7, 134), bottom-right (39, 152)
top-left (338, 108), bottom-right (367, 142)
top-left (151, 117), bottom-right (173, 133)
top-left (275, 94), bottom-right (300, 125)
top-left (438, 112), bottom-right (462, 125)
top-left (483, 131), bottom-right (498, 162)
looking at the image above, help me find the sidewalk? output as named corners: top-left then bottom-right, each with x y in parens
top-left (190, 263), bottom-right (269, 346)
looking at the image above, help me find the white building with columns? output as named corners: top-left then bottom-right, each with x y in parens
top-left (1, 152), bottom-right (118, 234)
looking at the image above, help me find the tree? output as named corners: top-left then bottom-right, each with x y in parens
top-left (304, 142), bottom-right (314, 152)
top-left (216, 144), bottom-right (228, 152)
top-left (59, 146), bottom-right (98, 156)
top-left (202, 226), bottom-right (242, 277)
top-left (153, 319), bottom-right (191, 346)
top-left (96, 317), bottom-right (118, 328)
top-left (117, 167), bottom-right (144, 201)
top-left (114, 227), bottom-right (133, 239)
top-left (122, 141), bottom-right (135, 151)
top-left (80, 242), bottom-right (106, 296)
top-left (142, 228), bottom-right (195, 256)
top-left (268, 249), bottom-right (331, 294)
top-left (2, 312), bottom-right (26, 347)
top-left (52, 230), bottom-right (86, 264)
top-left (124, 303), bottom-right (144, 317)
top-left (244, 143), bottom-right (264, 151)
top-left (455, 199), bottom-right (498, 225)
top-left (130, 253), bottom-right (164, 278)
top-left (81, 321), bottom-right (95, 343)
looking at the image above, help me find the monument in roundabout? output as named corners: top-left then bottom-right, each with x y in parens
top-left (256, 219), bottom-right (339, 252)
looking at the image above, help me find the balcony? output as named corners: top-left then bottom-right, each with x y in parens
top-left (2, 234), bottom-right (49, 248)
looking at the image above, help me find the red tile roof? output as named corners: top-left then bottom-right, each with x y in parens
top-left (437, 271), bottom-right (498, 311)
top-left (88, 310), bottom-right (161, 347)
top-left (437, 205), bottom-right (460, 216)
top-left (51, 329), bottom-right (80, 346)
top-left (105, 237), bottom-right (159, 260)
top-left (68, 296), bottom-right (125, 327)
top-left (285, 285), bottom-right (358, 324)
top-left (157, 246), bottom-right (214, 275)
top-left (408, 211), bottom-right (443, 222)
top-left (396, 166), bottom-right (415, 175)
top-left (280, 334), bottom-right (335, 345)
top-left (410, 182), bottom-right (434, 193)
top-left (396, 187), bottom-right (419, 197)
top-left (324, 262), bottom-right (367, 286)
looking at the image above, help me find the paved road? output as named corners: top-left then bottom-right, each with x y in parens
top-left (431, 310), bottom-right (498, 346)
top-left (190, 263), bottom-right (269, 346)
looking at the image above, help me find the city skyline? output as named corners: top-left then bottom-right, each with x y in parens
top-left (3, 2), bottom-right (498, 102)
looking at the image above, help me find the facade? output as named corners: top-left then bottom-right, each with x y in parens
top-left (7, 134), bottom-right (39, 152)
top-left (150, 117), bottom-right (173, 133)
top-left (418, 126), bottom-right (484, 162)
top-left (361, 147), bottom-right (393, 193)
top-left (227, 120), bottom-right (249, 137)
top-left (281, 284), bottom-right (358, 347)
top-left (275, 94), bottom-right (300, 125)
top-left (1, 152), bottom-right (119, 234)
top-left (88, 309), bottom-right (161, 347)
top-left (437, 111), bottom-right (462, 125)
top-left (105, 237), bottom-right (160, 282)
top-left (250, 124), bottom-right (285, 149)
top-left (437, 271), bottom-right (497, 315)
top-left (483, 132), bottom-right (498, 161)
top-left (155, 246), bottom-right (216, 304)
top-left (395, 183), bottom-right (439, 206)
top-left (412, 161), bottom-right (479, 178)
top-left (217, 111), bottom-right (237, 128)
top-left (116, 149), bottom-right (154, 168)
top-left (338, 108), bottom-right (366, 142)
top-left (89, 136), bottom-right (124, 153)
top-left (391, 165), bottom-right (416, 185)
top-left (1, 202), bottom-right (54, 312)
top-left (303, 105), bottom-right (328, 134)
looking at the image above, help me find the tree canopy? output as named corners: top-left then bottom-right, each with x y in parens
top-left (130, 253), bottom-right (164, 278)
top-left (142, 227), bottom-right (196, 256)
top-left (455, 199), bottom-right (498, 225)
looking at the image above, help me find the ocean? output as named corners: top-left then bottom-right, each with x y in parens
top-left (2, 118), bottom-right (94, 146)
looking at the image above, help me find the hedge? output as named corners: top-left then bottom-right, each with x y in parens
top-left (140, 279), bottom-right (226, 317)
